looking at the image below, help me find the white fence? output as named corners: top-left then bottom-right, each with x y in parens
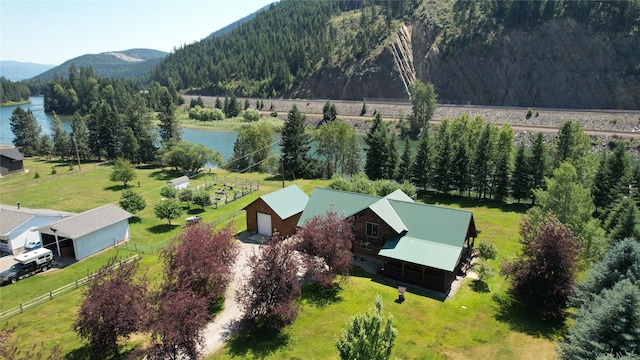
top-left (0, 254), bottom-right (141, 321)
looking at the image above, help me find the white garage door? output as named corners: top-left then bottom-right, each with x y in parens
top-left (257, 212), bottom-right (272, 236)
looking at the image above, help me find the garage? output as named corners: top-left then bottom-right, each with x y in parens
top-left (257, 212), bottom-right (272, 236)
top-left (243, 185), bottom-right (309, 238)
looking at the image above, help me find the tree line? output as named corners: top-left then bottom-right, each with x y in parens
top-left (0, 76), bottom-right (30, 104)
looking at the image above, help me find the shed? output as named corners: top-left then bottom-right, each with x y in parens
top-left (0, 204), bottom-right (73, 255)
top-left (243, 184), bottom-right (309, 237)
top-left (37, 204), bottom-right (132, 260)
top-left (0, 148), bottom-right (25, 176)
top-left (168, 176), bottom-right (190, 190)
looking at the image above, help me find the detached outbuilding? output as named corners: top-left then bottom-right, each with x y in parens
top-left (168, 176), bottom-right (190, 190)
top-left (0, 148), bottom-right (25, 176)
top-left (37, 204), bottom-right (132, 261)
top-left (0, 204), bottom-right (73, 255)
top-left (243, 185), bottom-right (309, 237)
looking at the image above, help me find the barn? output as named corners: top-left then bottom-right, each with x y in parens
top-left (0, 148), bottom-right (25, 176)
top-left (243, 184), bottom-right (309, 237)
top-left (36, 204), bottom-right (133, 261)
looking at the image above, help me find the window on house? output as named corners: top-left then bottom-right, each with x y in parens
top-left (366, 222), bottom-right (379, 238)
top-left (360, 241), bottom-right (372, 250)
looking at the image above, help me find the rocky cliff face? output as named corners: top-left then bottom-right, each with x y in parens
top-left (293, 18), bottom-right (640, 110)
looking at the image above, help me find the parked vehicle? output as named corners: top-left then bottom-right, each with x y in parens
top-left (0, 248), bottom-right (53, 285)
top-left (24, 240), bottom-right (42, 251)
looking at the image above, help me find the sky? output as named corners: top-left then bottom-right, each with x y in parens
top-left (0, 0), bottom-right (277, 65)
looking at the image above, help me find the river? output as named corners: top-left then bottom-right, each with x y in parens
top-left (0, 96), bottom-right (278, 160)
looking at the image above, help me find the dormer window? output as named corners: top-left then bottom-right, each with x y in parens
top-left (366, 222), bottom-right (379, 238)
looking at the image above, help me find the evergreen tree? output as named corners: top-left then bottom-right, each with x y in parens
top-left (432, 119), bottom-right (453, 193)
top-left (385, 134), bottom-right (398, 180)
top-left (51, 112), bottom-right (71, 160)
top-left (604, 198), bottom-right (640, 243)
top-left (558, 279), bottom-right (640, 360)
top-left (10, 107), bottom-right (41, 156)
top-left (572, 238), bottom-right (640, 308)
top-left (336, 295), bottom-right (398, 360)
top-left (214, 97), bottom-right (223, 110)
top-left (397, 137), bottom-right (413, 182)
top-left (281, 105), bottom-right (313, 178)
top-left (411, 128), bottom-right (432, 190)
top-left (158, 89), bottom-right (180, 144)
top-left (451, 133), bottom-right (471, 196)
top-left (510, 142), bottom-right (529, 203)
top-left (365, 113), bottom-right (390, 181)
top-left (472, 124), bottom-right (496, 198)
top-left (528, 132), bottom-right (548, 204)
top-left (492, 124), bottom-right (514, 201)
top-left (592, 151), bottom-right (611, 217)
top-left (38, 134), bottom-right (53, 159)
top-left (121, 127), bottom-right (139, 164)
top-left (321, 99), bottom-right (337, 125)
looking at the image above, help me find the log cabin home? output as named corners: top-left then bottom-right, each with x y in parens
top-left (297, 188), bottom-right (477, 293)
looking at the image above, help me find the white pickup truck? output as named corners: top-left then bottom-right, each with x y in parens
top-left (0, 248), bottom-right (53, 285)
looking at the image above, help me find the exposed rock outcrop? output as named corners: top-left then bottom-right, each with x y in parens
top-left (292, 18), bottom-right (639, 110)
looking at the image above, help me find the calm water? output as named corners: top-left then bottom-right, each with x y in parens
top-left (0, 96), bottom-right (279, 161)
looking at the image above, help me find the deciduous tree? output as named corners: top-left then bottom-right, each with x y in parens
top-left (160, 184), bottom-right (178, 199)
top-left (502, 213), bottom-right (579, 320)
top-left (154, 199), bottom-right (183, 225)
top-left (409, 79), bottom-right (437, 136)
top-left (236, 236), bottom-right (301, 329)
top-left (227, 122), bottom-right (275, 173)
top-left (296, 209), bottom-right (354, 287)
top-left (336, 294), bottom-right (398, 360)
top-left (147, 286), bottom-right (210, 360)
top-left (162, 223), bottom-right (238, 299)
top-left (191, 190), bottom-right (211, 209)
top-left (74, 257), bottom-right (149, 357)
top-left (109, 158), bottom-right (137, 187)
top-left (119, 188), bottom-right (146, 214)
top-left (178, 188), bottom-right (193, 208)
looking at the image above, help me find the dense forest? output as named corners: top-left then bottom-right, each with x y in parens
top-left (150, 0), bottom-right (639, 101)
top-left (0, 77), bottom-right (30, 104)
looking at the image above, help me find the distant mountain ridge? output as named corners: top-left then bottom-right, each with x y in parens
top-left (32, 48), bottom-right (168, 82)
top-left (205, 2), bottom-right (275, 40)
top-left (0, 61), bottom-right (56, 81)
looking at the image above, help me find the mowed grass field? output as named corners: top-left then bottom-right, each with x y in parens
top-left (0, 158), bottom-right (560, 359)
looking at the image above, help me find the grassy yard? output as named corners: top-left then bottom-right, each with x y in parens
top-left (0, 158), bottom-right (561, 359)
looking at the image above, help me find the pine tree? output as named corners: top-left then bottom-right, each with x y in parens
top-left (158, 89), bottom-right (180, 144)
top-left (71, 113), bottom-right (91, 161)
top-left (604, 198), bottom-right (640, 243)
top-left (411, 128), bottom-right (432, 190)
top-left (472, 124), bottom-right (496, 198)
top-left (336, 295), bottom-right (398, 360)
top-left (365, 113), bottom-right (389, 181)
top-left (282, 105), bottom-right (313, 178)
top-left (10, 106), bottom-right (42, 156)
top-left (51, 112), bottom-right (71, 160)
top-left (451, 133), bottom-right (471, 196)
top-left (528, 132), bottom-right (548, 204)
top-left (385, 134), bottom-right (398, 180)
top-left (432, 119), bottom-right (453, 193)
top-left (492, 124), bottom-right (514, 201)
top-left (397, 137), bottom-right (413, 182)
top-left (510, 142), bottom-right (530, 203)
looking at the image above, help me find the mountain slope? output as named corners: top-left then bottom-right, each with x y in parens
top-left (0, 61), bottom-right (56, 81)
top-left (152, 0), bottom-right (640, 110)
top-left (32, 48), bottom-right (168, 82)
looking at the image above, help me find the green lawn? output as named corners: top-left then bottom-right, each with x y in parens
top-left (0, 159), bottom-right (560, 359)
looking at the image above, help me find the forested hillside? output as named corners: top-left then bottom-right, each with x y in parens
top-left (151, 0), bottom-right (640, 109)
top-left (32, 48), bottom-right (167, 83)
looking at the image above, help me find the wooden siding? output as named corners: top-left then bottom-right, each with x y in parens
top-left (351, 208), bottom-right (398, 257)
top-left (244, 198), bottom-right (300, 237)
top-left (0, 155), bottom-right (23, 176)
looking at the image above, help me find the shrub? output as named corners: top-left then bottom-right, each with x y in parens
top-left (243, 109), bottom-right (260, 122)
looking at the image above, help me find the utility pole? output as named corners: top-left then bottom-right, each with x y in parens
top-left (72, 135), bottom-right (82, 172)
top-left (280, 143), bottom-right (285, 188)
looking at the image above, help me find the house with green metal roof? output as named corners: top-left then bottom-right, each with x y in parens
top-left (298, 188), bottom-right (477, 292)
top-left (243, 184), bottom-right (309, 237)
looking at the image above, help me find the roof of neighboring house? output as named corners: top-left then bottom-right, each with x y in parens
top-left (37, 204), bottom-right (132, 239)
top-left (0, 204), bottom-right (73, 237)
top-left (256, 184), bottom-right (309, 220)
top-left (298, 187), bottom-right (476, 272)
top-left (0, 148), bottom-right (25, 161)
top-left (168, 176), bottom-right (190, 186)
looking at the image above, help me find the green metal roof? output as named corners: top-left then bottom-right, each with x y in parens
top-left (296, 188), bottom-right (380, 226)
top-left (260, 184), bottom-right (309, 220)
top-left (298, 187), bottom-right (475, 272)
top-left (379, 236), bottom-right (463, 271)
